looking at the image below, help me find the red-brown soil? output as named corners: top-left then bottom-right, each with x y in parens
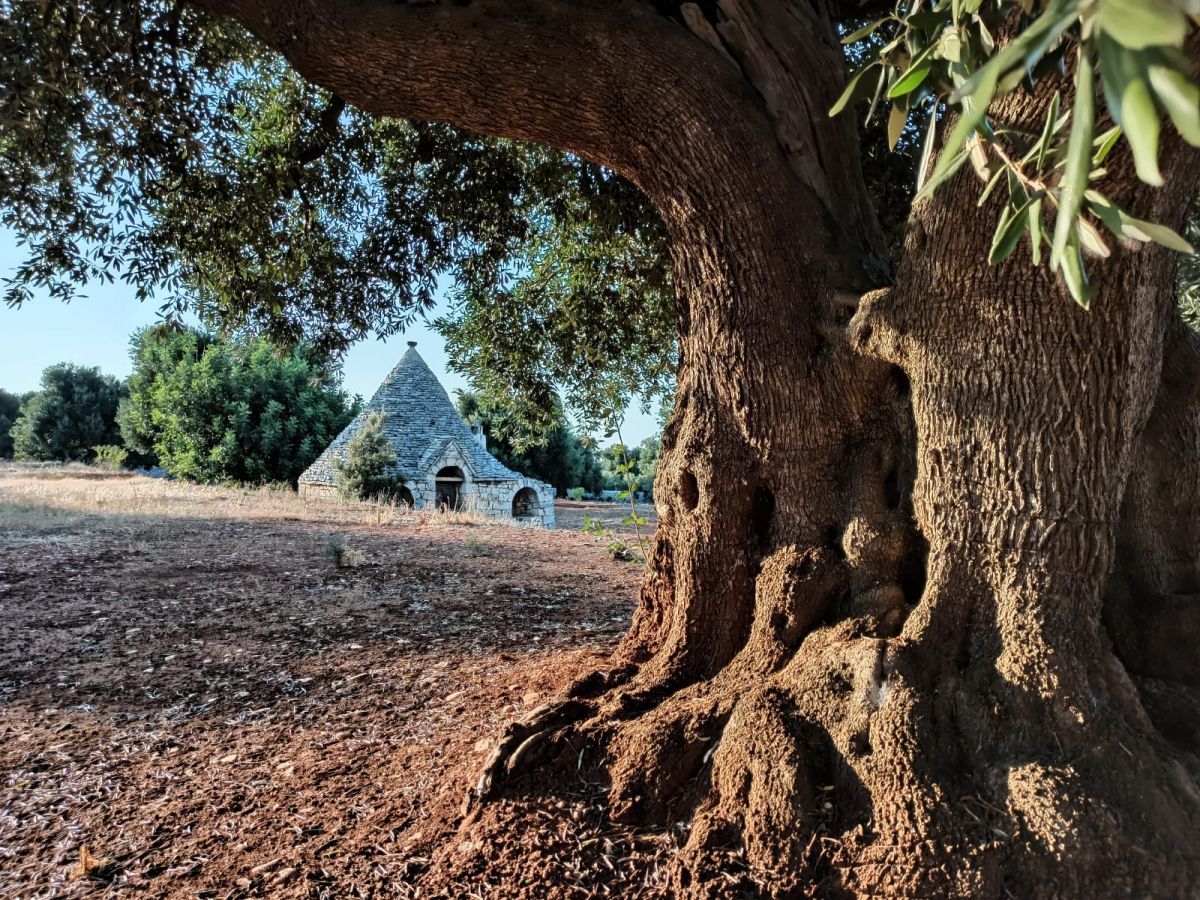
top-left (0, 468), bottom-right (668, 898)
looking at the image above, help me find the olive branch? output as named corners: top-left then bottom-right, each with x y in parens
top-left (833, 0), bottom-right (1200, 308)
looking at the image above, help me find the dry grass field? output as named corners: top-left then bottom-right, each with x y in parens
top-left (0, 464), bottom-right (670, 898)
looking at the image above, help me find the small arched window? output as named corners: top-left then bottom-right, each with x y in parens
top-left (512, 487), bottom-right (540, 521)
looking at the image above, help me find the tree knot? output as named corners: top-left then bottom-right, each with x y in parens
top-left (849, 287), bottom-right (910, 368)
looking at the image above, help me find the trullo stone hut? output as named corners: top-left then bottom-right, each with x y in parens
top-left (299, 342), bottom-right (555, 528)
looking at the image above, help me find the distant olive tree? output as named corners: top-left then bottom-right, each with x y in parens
top-left (635, 435), bottom-right (660, 497)
top-left (0, 388), bottom-right (30, 459)
top-left (10, 364), bottom-right (125, 462)
top-left (333, 411), bottom-right (408, 503)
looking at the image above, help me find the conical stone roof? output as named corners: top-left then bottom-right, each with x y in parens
top-left (299, 343), bottom-right (522, 486)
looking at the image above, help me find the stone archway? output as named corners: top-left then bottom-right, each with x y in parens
top-left (511, 487), bottom-right (540, 522)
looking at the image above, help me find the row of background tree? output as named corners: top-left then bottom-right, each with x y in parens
top-left (0, 326), bottom-right (660, 498)
top-left (0, 327), bottom-right (355, 480)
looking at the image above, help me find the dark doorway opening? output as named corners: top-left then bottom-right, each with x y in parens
top-left (435, 466), bottom-right (465, 510)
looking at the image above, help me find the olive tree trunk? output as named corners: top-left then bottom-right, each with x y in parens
top-left (195, 0), bottom-right (1200, 895)
top-left (847, 84), bottom-right (1200, 894)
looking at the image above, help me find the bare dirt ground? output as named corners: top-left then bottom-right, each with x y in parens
top-left (0, 465), bottom-right (670, 898)
top-left (551, 501), bottom-right (657, 536)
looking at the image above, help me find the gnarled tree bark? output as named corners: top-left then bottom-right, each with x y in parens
top-left (850, 84), bottom-right (1200, 894)
top-left (192, 1), bottom-right (1200, 895)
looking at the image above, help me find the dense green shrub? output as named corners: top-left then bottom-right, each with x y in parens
top-left (10, 364), bottom-right (126, 462)
top-left (567, 487), bottom-right (585, 501)
top-left (92, 444), bottom-right (129, 469)
top-left (333, 411), bottom-right (408, 502)
top-left (120, 327), bottom-right (357, 484)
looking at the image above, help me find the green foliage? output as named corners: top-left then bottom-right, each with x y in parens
top-left (0, 1), bottom-right (253, 306)
top-left (432, 153), bottom-right (676, 435)
top-left (636, 436), bottom-right (661, 497)
top-left (456, 390), bottom-right (604, 496)
top-left (1, 1), bottom-right (674, 432)
top-left (597, 439), bottom-right (657, 497)
top-left (0, 387), bottom-right (29, 458)
top-left (834, 0), bottom-right (1200, 307)
top-left (599, 444), bottom-right (630, 493)
top-left (567, 487), bottom-right (586, 502)
top-left (333, 411), bottom-right (408, 503)
top-left (581, 514), bottom-right (639, 562)
top-left (583, 428), bottom-right (652, 563)
top-left (12, 0), bottom-right (1192, 440)
top-left (120, 326), bottom-right (356, 483)
top-left (91, 444), bottom-right (128, 469)
top-left (9, 363), bottom-right (125, 461)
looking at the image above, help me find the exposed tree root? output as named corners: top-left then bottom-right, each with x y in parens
top-left (469, 698), bottom-right (597, 812)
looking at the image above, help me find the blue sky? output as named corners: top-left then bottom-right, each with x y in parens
top-left (0, 230), bottom-right (659, 445)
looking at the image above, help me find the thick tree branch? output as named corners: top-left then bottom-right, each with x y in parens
top-left (187, 0), bottom-right (886, 286)
top-left (188, 0), bottom-right (762, 185)
top-left (280, 92), bottom-right (345, 200)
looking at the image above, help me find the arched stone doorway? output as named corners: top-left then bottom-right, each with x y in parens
top-left (435, 466), bottom-right (465, 510)
top-left (512, 487), bottom-right (540, 521)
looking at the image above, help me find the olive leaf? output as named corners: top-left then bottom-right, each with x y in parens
top-left (1095, 0), bottom-right (1189, 51)
top-left (1028, 196), bottom-right (1045, 266)
top-left (841, 18), bottom-right (888, 45)
top-left (1146, 59), bottom-right (1200, 147)
top-left (1086, 191), bottom-right (1195, 253)
top-left (1099, 34), bottom-right (1163, 185)
top-left (888, 99), bottom-right (910, 150)
top-left (1051, 48), bottom-right (1094, 281)
top-left (917, 111), bottom-right (938, 191)
top-left (829, 64), bottom-right (881, 117)
top-left (989, 197), bottom-right (1035, 264)
top-left (888, 61), bottom-right (933, 99)
top-left (1059, 231), bottom-right (1092, 309)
